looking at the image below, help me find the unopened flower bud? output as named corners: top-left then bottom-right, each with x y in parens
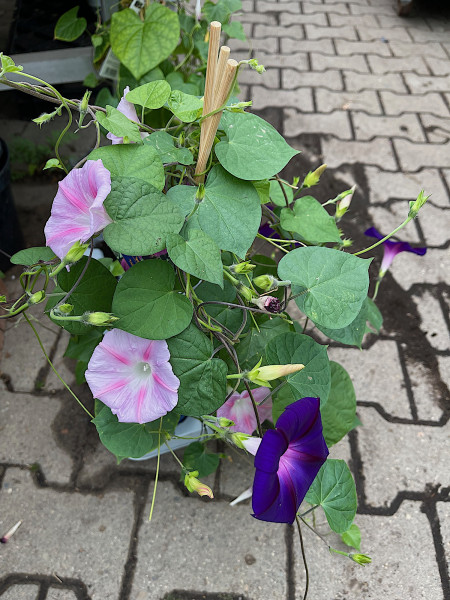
top-left (252, 295), bottom-right (282, 313)
top-left (28, 290), bottom-right (45, 305)
top-left (349, 553), bottom-right (372, 566)
top-left (408, 189), bottom-right (430, 219)
top-left (79, 90), bottom-right (92, 126)
top-left (253, 275), bottom-right (277, 291)
top-left (184, 471), bottom-right (214, 498)
top-left (230, 261), bottom-right (256, 274)
top-left (195, 0), bottom-right (202, 21)
top-left (218, 417), bottom-right (235, 428)
top-left (237, 283), bottom-right (257, 302)
top-left (336, 185), bottom-right (356, 219)
top-left (83, 312), bottom-right (119, 326)
top-left (196, 183), bottom-right (205, 203)
top-left (64, 241), bottom-right (90, 264)
top-left (58, 303), bottom-right (74, 314)
top-left (230, 432), bottom-right (250, 450)
top-left (247, 359), bottom-right (305, 387)
top-left (303, 164), bottom-right (327, 188)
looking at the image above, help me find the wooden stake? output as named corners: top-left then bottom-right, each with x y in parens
top-left (213, 46), bottom-right (231, 105)
top-left (202, 21), bottom-right (222, 120)
top-left (195, 59), bottom-right (238, 183)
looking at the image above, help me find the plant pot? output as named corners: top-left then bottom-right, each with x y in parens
top-left (0, 138), bottom-right (24, 271)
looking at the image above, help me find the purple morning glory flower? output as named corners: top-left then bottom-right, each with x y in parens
top-left (250, 397), bottom-right (328, 524)
top-left (364, 227), bottom-right (426, 275)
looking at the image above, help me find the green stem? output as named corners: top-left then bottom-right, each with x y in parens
top-left (353, 217), bottom-right (412, 256)
top-left (256, 234), bottom-right (289, 253)
top-left (372, 278), bottom-right (382, 301)
top-left (149, 418), bottom-right (163, 521)
top-left (296, 516), bottom-right (309, 600)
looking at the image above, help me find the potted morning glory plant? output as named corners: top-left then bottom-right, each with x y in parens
top-left (0, 24), bottom-right (428, 594)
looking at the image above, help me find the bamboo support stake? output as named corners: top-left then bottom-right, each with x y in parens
top-left (213, 46), bottom-right (231, 105)
top-left (202, 21), bottom-right (222, 119)
top-left (195, 58), bottom-right (238, 183)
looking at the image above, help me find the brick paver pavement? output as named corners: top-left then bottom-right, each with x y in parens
top-left (1, 1), bottom-right (449, 598)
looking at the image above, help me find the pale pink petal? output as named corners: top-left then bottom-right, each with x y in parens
top-left (44, 160), bottom-right (112, 259)
top-left (86, 330), bottom-right (180, 424)
top-left (217, 387), bottom-right (272, 434)
top-left (242, 436), bottom-right (262, 456)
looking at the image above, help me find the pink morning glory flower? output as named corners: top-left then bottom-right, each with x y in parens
top-left (85, 329), bottom-right (180, 424)
top-left (248, 397), bottom-right (328, 523)
top-left (44, 159), bottom-right (112, 260)
top-left (217, 387), bottom-right (272, 434)
top-left (364, 227), bottom-right (426, 276)
top-left (107, 86), bottom-right (149, 145)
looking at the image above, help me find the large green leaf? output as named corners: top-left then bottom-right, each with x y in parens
top-left (110, 5), bottom-right (180, 79)
top-left (167, 324), bottom-right (228, 416)
top-left (305, 459), bottom-right (357, 534)
top-left (315, 298), bottom-right (369, 348)
top-left (269, 179), bottom-right (294, 207)
top-left (167, 165), bottom-right (261, 257)
top-left (203, 0), bottom-right (242, 23)
top-left (45, 257), bottom-right (117, 335)
top-left (215, 112), bottom-right (299, 180)
top-left (265, 332), bottom-right (331, 404)
top-left (93, 400), bottom-right (178, 460)
top-left (237, 316), bottom-right (292, 372)
top-left (167, 90), bottom-right (203, 122)
top-left (278, 247), bottom-right (371, 329)
top-left (89, 144), bottom-right (164, 190)
top-left (280, 196), bottom-right (341, 243)
top-left (166, 229), bottom-right (223, 287)
top-left (96, 105), bottom-right (142, 143)
top-left (112, 259), bottom-right (193, 340)
top-left (125, 80), bottom-right (171, 109)
top-left (183, 442), bottom-right (221, 477)
top-left (10, 246), bottom-right (55, 265)
top-left (103, 177), bottom-right (184, 255)
top-left (144, 131), bottom-right (193, 165)
top-left (320, 362), bottom-right (356, 447)
top-left (64, 329), bottom-right (103, 362)
top-left (54, 7), bottom-right (87, 42)
top-left (341, 524), bottom-right (361, 551)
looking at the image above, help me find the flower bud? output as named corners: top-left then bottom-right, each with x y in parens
top-left (218, 417), bottom-right (235, 428)
top-left (302, 164), bottom-right (327, 188)
top-left (253, 275), bottom-right (277, 291)
top-left (408, 189), bottom-right (430, 219)
top-left (230, 261), bottom-right (256, 274)
top-left (184, 471), bottom-right (214, 498)
top-left (335, 185), bottom-right (356, 220)
top-left (247, 359), bottom-right (305, 387)
top-left (58, 303), bottom-right (74, 314)
top-left (196, 183), bottom-right (205, 203)
top-left (252, 295), bottom-right (282, 313)
top-left (230, 432), bottom-right (251, 450)
top-left (64, 241), bottom-right (90, 264)
top-left (83, 312), bottom-right (119, 326)
top-left (28, 290), bottom-right (46, 305)
top-left (349, 553), bottom-right (372, 566)
top-left (237, 283), bottom-right (257, 302)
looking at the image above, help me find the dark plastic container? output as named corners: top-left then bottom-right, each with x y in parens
top-left (0, 138), bottom-right (24, 271)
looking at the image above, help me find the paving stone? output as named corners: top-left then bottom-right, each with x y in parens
top-left (228, 36), bottom-right (278, 54)
top-left (356, 407), bottom-right (449, 506)
top-left (380, 91), bottom-right (449, 117)
top-left (257, 1), bottom-right (300, 13)
top-left (390, 41), bottom-right (447, 61)
top-left (376, 14), bottom-right (428, 29)
top-left (437, 502), bottom-right (450, 571)
top-left (282, 69), bottom-right (343, 91)
top-left (43, 330), bottom-right (77, 394)
top-left (437, 356), bottom-right (450, 391)
top-left (368, 55), bottom-right (429, 75)
top-left (368, 201), bottom-right (422, 244)
top-left (254, 24), bottom-right (304, 40)
top-left (284, 108), bottom-right (352, 139)
top-left (426, 57), bottom-right (450, 76)
top-left (280, 11), bottom-right (327, 26)
top-left (258, 51), bottom-right (309, 71)
top-left (415, 202), bottom-right (450, 247)
top-left (316, 89), bottom-right (382, 114)
top-left (410, 29), bottom-right (450, 44)
top-left (404, 73), bottom-right (450, 94)
top-left (293, 501), bottom-right (444, 600)
top-left (357, 26), bottom-right (414, 43)
top-left (321, 138), bottom-right (397, 170)
top-left (251, 87), bottom-right (314, 111)
top-left (392, 248), bottom-right (450, 289)
top-left (364, 166), bottom-right (449, 207)
top-left (404, 353), bottom-right (446, 422)
top-left (329, 13), bottom-right (378, 28)
top-left (421, 114), bottom-right (450, 143)
top-left (305, 24), bottom-right (358, 40)
top-left (132, 481), bottom-right (287, 599)
top-left (281, 38), bottom-right (335, 55)
top-left (302, 2), bottom-right (350, 15)
top-left (239, 12), bottom-right (277, 25)
top-left (0, 392), bottom-right (73, 484)
top-left (352, 112), bottom-right (425, 142)
top-left (343, 71), bottom-right (407, 93)
top-left (220, 444), bottom-right (255, 499)
top-left (0, 585), bottom-right (39, 599)
top-left (349, 3), bottom-right (397, 15)
top-left (46, 590), bottom-right (78, 600)
top-left (0, 468), bottom-right (134, 600)
top-left (238, 66), bottom-right (279, 88)
top-left (328, 341), bottom-right (411, 419)
top-left (394, 139), bottom-right (450, 172)
top-left (311, 54), bottom-right (369, 74)
top-left (336, 39), bottom-right (392, 57)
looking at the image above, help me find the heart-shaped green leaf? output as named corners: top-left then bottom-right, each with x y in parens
top-left (166, 229), bottom-right (223, 286)
top-left (315, 298), bottom-right (369, 348)
top-left (280, 196), bottom-right (342, 243)
top-left (167, 90), bottom-right (203, 122)
top-left (320, 362), bottom-right (356, 447)
top-left (96, 105), bottom-right (142, 143)
top-left (144, 131), bottom-right (193, 165)
top-left (125, 80), bottom-right (171, 109)
top-left (10, 246), bottom-right (56, 266)
top-left (54, 7), bottom-right (87, 42)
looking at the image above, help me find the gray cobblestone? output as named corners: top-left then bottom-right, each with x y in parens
top-left (437, 502), bottom-right (450, 570)
top-left (47, 590), bottom-right (78, 600)
top-left (336, 39), bottom-right (392, 57)
top-left (328, 342), bottom-right (411, 418)
top-left (220, 444), bottom-right (255, 499)
top-left (349, 3), bottom-right (396, 15)
top-left (357, 26), bottom-right (414, 43)
top-left (426, 57), bottom-right (450, 76)
top-left (357, 408), bottom-right (449, 506)
top-left (329, 13), bottom-right (378, 28)
top-left (368, 202), bottom-right (422, 244)
top-left (390, 248), bottom-right (450, 289)
top-left (413, 290), bottom-right (449, 352)
top-left (281, 38), bottom-right (334, 55)
top-left (368, 55), bottom-right (429, 75)
top-left (322, 138), bottom-right (397, 170)
top-left (258, 51), bottom-right (309, 71)
top-left (305, 24), bottom-right (358, 40)
top-left (284, 108), bottom-right (352, 139)
top-left (251, 87), bottom-right (314, 111)
top-left (343, 71), bottom-right (407, 93)
top-left (280, 11), bottom-right (327, 26)
top-left (282, 68), bottom-right (343, 91)
top-left (414, 201), bottom-right (450, 247)
top-left (302, 2), bottom-right (350, 15)
top-left (253, 24), bottom-right (304, 40)
top-left (0, 585), bottom-right (39, 599)
top-left (316, 89), bottom-right (382, 114)
top-left (132, 481), bottom-right (287, 599)
top-left (0, 392), bottom-right (73, 484)
top-left (311, 53), bottom-right (369, 74)
top-left (228, 36), bottom-right (278, 54)
top-left (239, 12), bottom-right (277, 25)
top-left (405, 356), bottom-right (445, 422)
top-left (409, 28), bottom-right (450, 44)
top-left (352, 112), bottom-right (425, 142)
top-left (364, 166), bottom-right (449, 207)
top-left (293, 501), bottom-right (444, 600)
top-left (394, 139), bottom-right (450, 172)
top-left (238, 66), bottom-right (279, 88)
top-left (257, 1), bottom-right (300, 13)
top-left (404, 73), bottom-right (450, 94)
top-left (0, 469), bottom-right (135, 600)
top-left (437, 355), bottom-right (450, 391)
top-left (379, 91), bottom-right (449, 117)
top-left (390, 41), bottom-right (448, 60)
